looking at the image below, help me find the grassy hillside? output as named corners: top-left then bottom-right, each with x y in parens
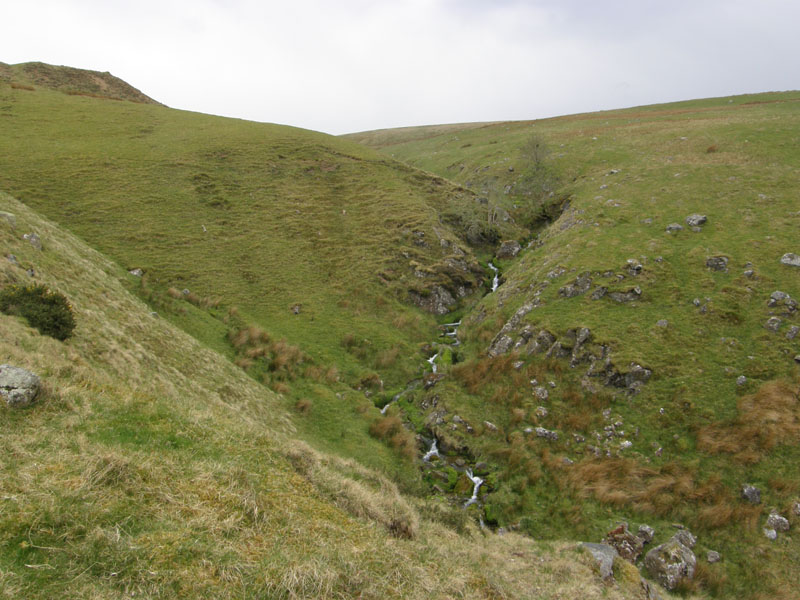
top-left (348, 93), bottom-right (800, 598)
top-left (0, 192), bottom-right (667, 598)
top-left (0, 67), bottom-right (510, 481)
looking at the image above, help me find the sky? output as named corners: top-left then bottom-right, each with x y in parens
top-left (4, 0), bottom-right (799, 135)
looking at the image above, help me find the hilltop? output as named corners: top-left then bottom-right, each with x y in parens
top-left (0, 61), bottom-right (162, 105)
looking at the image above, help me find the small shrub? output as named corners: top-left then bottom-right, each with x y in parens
top-left (0, 284), bottom-right (76, 340)
top-left (706, 144), bottom-right (718, 153)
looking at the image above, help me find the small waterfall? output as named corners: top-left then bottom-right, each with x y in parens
top-left (423, 439), bottom-right (439, 462)
top-left (464, 468), bottom-right (484, 508)
top-left (427, 351), bottom-right (439, 374)
top-left (488, 262), bottom-right (499, 292)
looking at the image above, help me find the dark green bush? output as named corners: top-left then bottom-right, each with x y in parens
top-left (0, 283), bottom-right (76, 340)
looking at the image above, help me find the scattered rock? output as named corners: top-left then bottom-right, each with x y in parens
top-left (483, 421), bottom-right (498, 432)
top-left (666, 223), bottom-right (684, 233)
top-left (497, 240), bottom-right (522, 259)
top-left (605, 523), bottom-right (645, 562)
top-left (671, 529), bottom-right (696, 549)
top-left (534, 427), bottom-right (558, 441)
top-left (546, 267), bottom-right (566, 279)
top-left (291, 304), bottom-right (302, 315)
top-left (766, 512), bottom-right (790, 532)
top-left (706, 256), bottom-right (728, 272)
top-left (6, 254), bottom-right (19, 265)
top-left (793, 501), bottom-right (800, 517)
top-left (656, 319), bottom-right (668, 328)
top-left (707, 551), bottom-right (721, 564)
top-left (23, 233), bottom-right (42, 251)
top-left (0, 365), bottom-right (41, 407)
top-left (634, 525), bottom-right (654, 545)
top-left (765, 317), bottom-right (782, 332)
top-left (741, 484), bottom-right (761, 504)
top-left (581, 542), bottom-right (618, 580)
top-left (423, 373), bottom-right (445, 390)
top-left (795, 355), bottom-right (800, 364)
top-left (769, 291), bottom-right (790, 305)
top-left (182, 289), bottom-right (190, 295)
top-left (0, 211), bottom-right (16, 228)
top-left (608, 287), bottom-right (642, 303)
top-left (743, 269), bottom-right (755, 278)
top-left (686, 214), bottom-right (707, 227)
top-left (535, 406), bottom-right (548, 418)
top-left (763, 528), bottom-right (777, 541)
top-left (780, 253), bottom-right (800, 267)
top-left (533, 386), bottom-right (549, 401)
top-left (559, 272), bottom-right (593, 298)
top-left (788, 326), bottom-right (800, 340)
top-left (128, 268), bottom-right (143, 277)
top-left (644, 537), bottom-right (696, 591)
top-left (590, 286), bottom-right (608, 300)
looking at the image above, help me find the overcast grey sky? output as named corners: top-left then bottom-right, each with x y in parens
top-left (4, 0), bottom-right (799, 134)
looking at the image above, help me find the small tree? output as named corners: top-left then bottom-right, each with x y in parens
top-left (512, 134), bottom-right (562, 228)
top-left (0, 284), bottom-right (76, 340)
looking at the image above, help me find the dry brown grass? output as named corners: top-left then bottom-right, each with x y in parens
top-left (376, 347), bottom-right (400, 368)
top-left (295, 398), bottom-right (312, 415)
top-left (11, 82), bottom-right (35, 91)
top-left (369, 414), bottom-right (416, 459)
top-left (697, 379), bottom-right (800, 463)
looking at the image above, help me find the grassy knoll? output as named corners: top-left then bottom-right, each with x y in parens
top-left (349, 93), bottom-right (800, 598)
top-left (0, 192), bottom-right (670, 598)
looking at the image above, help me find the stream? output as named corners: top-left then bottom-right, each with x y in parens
top-left (379, 259), bottom-right (501, 513)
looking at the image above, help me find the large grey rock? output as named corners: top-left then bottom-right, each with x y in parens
top-left (644, 538), bottom-right (696, 591)
top-left (496, 240), bottom-right (521, 259)
top-left (741, 484), bottom-right (761, 504)
top-left (581, 542), bottom-right (617, 580)
top-left (706, 256), bottom-right (728, 272)
top-left (0, 365), bottom-right (41, 407)
top-left (409, 285), bottom-right (455, 315)
top-left (780, 253), bottom-right (800, 267)
top-left (766, 512), bottom-right (790, 532)
top-left (0, 211), bottom-right (16, 228)
top-left (685, 214), bottom-right (707, 227)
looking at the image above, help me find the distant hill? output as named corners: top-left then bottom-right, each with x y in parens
top-left (0, 61), bottom-right (162, 104)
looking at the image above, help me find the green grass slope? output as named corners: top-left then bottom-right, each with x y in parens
top-left (0, 192), bottom-right (669, 599)
top-left (348, 93), bottom-right (800, 598)
top-left (0, 69), bottom-right (504, 479)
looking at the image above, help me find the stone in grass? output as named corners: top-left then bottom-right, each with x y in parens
top-left (0, 365), bottom-right (41, 407)
top-left (741, 484), bottom-right (761, 504)
top-left (656, 319), bottom-right (668, 328)
top-left (707, 551), bottom-right (721, 564)
top-left (706, 256), bottom-right (728, 271)
top-left (496, 239), bottom-right (521, 259)
top-left (686, 214), bottom-right (707, 227)
top-left (666, 223), bottom-right (684, 233)
top-left (644, 537), bottom-right (696, 591)
top-left (637, 524), bottom-right (656, 544)
top-left (765, 317), bottom-right (782, 332)
top-left (23, 233), bottom-right (42, 251)
top-left (763, 528), bottom-right (777, 541)
top-left (581, 542), bottom-right (617, 580)
top-left (605, 523), bottom-right (645, 562)
top-left (766, 512), bottom-right (790, 532)
top-left (780, 253), bottom-right (800, 267)
top-left (0, 211), bottom-right (16, 228)
top-left (736, 375), bottom-right (747, 386)
top-left (789, 326), bottom-right (800, 340)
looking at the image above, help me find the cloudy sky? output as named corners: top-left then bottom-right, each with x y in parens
top-left (4, 0), bottom-right (799, 134)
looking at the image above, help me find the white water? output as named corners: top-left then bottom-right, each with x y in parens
top-left (422, 439), bottom-right (439, 462)
top-left (464, 468), bottom-right (484, 508)
top-left (488, 262), bottom-right (499, 292)
top-left (427, 351), bottom-right (439, 374)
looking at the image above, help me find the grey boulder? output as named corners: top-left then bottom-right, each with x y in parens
top-left (780, 253), bottom-right (800, 267)
top-left (644, 537), bottom-right (696, 591)
top-left (0, 365), bottom-right (41, 407)
top-left (581, 542), bottom-right (617, 580)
